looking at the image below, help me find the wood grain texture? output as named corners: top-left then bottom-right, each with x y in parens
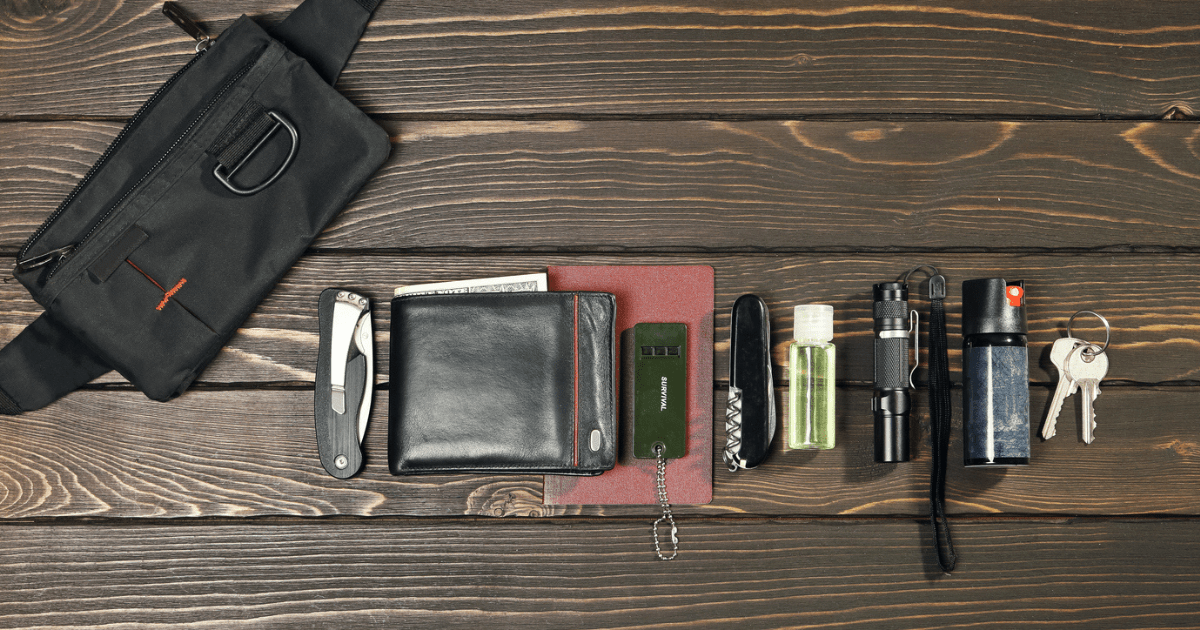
top-left (2, 0), bottom-right (1198, 624)
top-left (5, 0), bottom-right (1200, 117)
top-left (1, 387), bottom-right (1196, 519)
top-left (0, 390), bottom-right (543, 519)
top-left (1, 518), bottom-right (1198, 629)
top-left (5, 120), bottom-right (1200, 251)
top-left (4, 253), bottom-right (1195, 385)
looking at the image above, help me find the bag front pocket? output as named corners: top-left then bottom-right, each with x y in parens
top-left (16, 21), bottom-right (278, 302)
top-left (54, 253), bottom-right (221, 402)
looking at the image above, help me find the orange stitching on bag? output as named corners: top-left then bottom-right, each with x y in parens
top-left (125, 259), bottom-right (187, 311)
top-left (126, 259), bottom-right (164, 291)
top-left (156, 278), bottom-right (187, 311)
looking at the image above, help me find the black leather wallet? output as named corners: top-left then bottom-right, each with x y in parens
top-left (388, 291), bottom-right (617, 475)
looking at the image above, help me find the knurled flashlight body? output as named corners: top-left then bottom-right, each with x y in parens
top-left (873, 282), bottom-right (911, 463)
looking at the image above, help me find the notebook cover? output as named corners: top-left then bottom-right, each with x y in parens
top-left (543, 265), bottom-right (714, 505)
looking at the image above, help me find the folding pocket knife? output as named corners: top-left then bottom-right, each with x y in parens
top-left (723, 294), bottom-right (775, 471)
top-left (315, 289), bottom-right (373, 478)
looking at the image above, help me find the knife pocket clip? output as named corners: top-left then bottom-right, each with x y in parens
top-left (329, 291), bottom-right (370, 415)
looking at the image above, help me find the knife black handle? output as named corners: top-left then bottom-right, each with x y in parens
top-left (726, 294), bottom-right (775, 469)
top-left (315, 288), bottom-right (366, 478)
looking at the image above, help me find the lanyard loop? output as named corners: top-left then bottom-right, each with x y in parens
top-left (906, 265), bottom-right (957, 573)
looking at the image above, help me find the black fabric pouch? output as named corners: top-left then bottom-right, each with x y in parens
top-left (389, 292), bottom-right (618, 475)
top-left (0, 0), bottom-right (390, 413)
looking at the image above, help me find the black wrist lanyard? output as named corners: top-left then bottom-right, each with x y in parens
top-left (908, 266), bottom-right (957, 573)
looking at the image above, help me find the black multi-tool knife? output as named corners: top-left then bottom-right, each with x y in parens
top-left (723, 294), bottom-right (775, 471)
top-left (315, 289), bottom-right (373, 478)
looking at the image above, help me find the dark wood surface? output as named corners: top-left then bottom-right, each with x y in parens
top-left (2, 519), bottom-right (1198, 629)
top-left (2, 0), bottom-right (1199, 628)
top-left (5, 0), bottom-right (1200, 118)
top-left (6, 120), bottom-right (1200, 251)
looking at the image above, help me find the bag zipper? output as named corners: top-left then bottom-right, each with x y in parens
top-left (162, 1), bottom-right (214, 53)
top-left (14, 3), bottom-right (218, 277)
top-left (51, 59), bottom-right (255, 281)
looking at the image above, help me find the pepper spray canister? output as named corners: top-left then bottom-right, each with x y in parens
top-left (962, 278), bottom-right (1029, 467)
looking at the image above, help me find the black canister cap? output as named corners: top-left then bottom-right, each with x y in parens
top-left (962, 278), bottom-right (1027, 336)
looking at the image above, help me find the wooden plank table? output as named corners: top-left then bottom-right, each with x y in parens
top-left (2, 1), bottom-right (1198, 627)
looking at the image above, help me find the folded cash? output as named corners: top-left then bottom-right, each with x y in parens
top-left (394, 272), bottom-right (548, 297)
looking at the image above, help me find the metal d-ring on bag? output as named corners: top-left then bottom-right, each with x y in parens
top-left (0, 0), bottom-right (391, 414)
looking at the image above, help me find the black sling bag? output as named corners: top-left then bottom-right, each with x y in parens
top-left (0, 0), bottom-right (390, 414)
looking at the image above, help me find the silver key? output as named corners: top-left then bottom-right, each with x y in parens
top-left (1065, 345), bottom-right (1109, 444)
top-left (1041, 337), bottom-right (1081, 440)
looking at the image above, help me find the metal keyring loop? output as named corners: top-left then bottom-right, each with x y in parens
top-left (1079, 342), bottom-right (1104, 363)
top-left (902, 264), bottom-right (939, 284)
top-left (1067, 310), bottom-right (1110, 355)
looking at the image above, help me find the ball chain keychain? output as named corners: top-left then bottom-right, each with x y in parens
top-left (651, 443), bottom-right (679, 560)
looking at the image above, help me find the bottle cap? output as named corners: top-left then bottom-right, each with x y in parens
top-left (793, 304), bottom-right (833, 342)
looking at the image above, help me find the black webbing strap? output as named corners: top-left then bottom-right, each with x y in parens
top-left (271, 0), bottom-right (382, 86)
top-left (208, 100), bottom-right (274, 170)
top-left (926, 273), bottom-right (957, 573)
top-left (0, 388), bottom-right (20, 416)
top-left (0, 313), bottom-right (111, 414)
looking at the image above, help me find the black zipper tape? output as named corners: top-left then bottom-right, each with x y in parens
top-left (20, 54), bottom-right (257, 282)
top-left (16, 49), bottom-right (208, 272)
top-left (51, 58), bottom-right (257, 279)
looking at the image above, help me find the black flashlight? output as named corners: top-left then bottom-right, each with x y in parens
top-left (873, 281), bottom-right (912, 462)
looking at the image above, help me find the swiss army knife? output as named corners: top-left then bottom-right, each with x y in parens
top-left (315, 289), bottom-right (374, 478)
top-left (723, 294), bottom-right (775, 471)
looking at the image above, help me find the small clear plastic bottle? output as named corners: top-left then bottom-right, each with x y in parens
top-left (786, 305), bottom-right (836, 450)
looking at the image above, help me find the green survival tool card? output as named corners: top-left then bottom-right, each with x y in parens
top-left (631, 322), bottom-right (688, 460)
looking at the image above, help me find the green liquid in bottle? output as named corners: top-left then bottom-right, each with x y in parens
top-left (786, 340), bottom-right (836, 450)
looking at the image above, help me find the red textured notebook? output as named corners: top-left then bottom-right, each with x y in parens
top-left (543, 265), bottom-right (714, 505)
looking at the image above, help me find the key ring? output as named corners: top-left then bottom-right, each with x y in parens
top-left (1067, 310), bottom-right (1110, 355)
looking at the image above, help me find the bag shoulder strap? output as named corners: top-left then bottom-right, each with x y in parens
top-left (271, 0), bottom-right (384, 85)
top-left (0, 313), bottom-right (111, 414)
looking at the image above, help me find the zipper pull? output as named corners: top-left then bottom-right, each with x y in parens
top-left (14, 244), bottom-right (76, 275)
top-left (162, 2), bottom-right (213, 53)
